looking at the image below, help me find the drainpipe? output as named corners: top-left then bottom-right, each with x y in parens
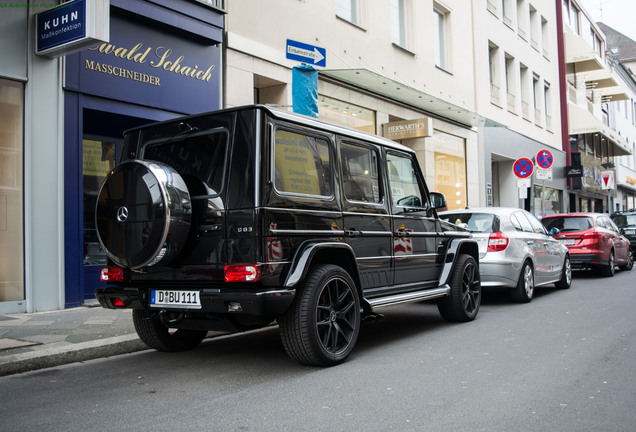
top-left (555, 0), bottom-right (572, 201)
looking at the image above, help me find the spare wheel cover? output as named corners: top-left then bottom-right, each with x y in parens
top-left (95, 160), bottom-right (192, 269)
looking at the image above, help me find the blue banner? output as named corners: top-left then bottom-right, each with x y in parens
top-left (292, 65), bottom-right (318, 118)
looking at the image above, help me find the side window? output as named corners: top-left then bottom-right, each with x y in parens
top-left (386, 152), bottom-right (427, 213)
top-left (512, 211), bottom-right (533, 232)
top-left (341, 141), bottom-right (381, 203)
top-left (525, 212), bottom-right (548, 234)
top-left (274, 128), bottom-right (333, 197)
top-left (596, 216), bottom-right (607, 229)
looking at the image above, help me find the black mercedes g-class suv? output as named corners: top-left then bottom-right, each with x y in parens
top-left (95, 105), bottom-right (480, 366)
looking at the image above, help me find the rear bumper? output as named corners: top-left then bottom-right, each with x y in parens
top-left (95, 285), bottom-right (296, 317)
top-left (569, 253), bottom-right (605, 267)
top-left (479, 260), bottom-right (522, 288)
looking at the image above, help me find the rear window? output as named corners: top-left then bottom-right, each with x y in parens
top-left (440, 213), bottom-right (497, 233)
top-left (612, 214), bottom-right (636, 227)
top-left (142, 128), bottom-right (229, 196)
top-left (542, 216), bottom-right (593, 232)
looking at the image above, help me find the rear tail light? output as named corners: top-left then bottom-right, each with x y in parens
top-left (582, 231), bottom-right (603, 240)
top-left (487, 231), bottom-right (509, 252)
top-left (99, 266), bottom-right (125, 282)
top-left (225, 264), bottom-right (261, 282)
top-left (112, 298), bottom-right (125, 307)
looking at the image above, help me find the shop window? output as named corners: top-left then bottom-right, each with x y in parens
top-left (431, 130), bottom-right (466, 210)
top-left (317, 95), bottom-right (375, 134)
top-left (0, 78), bottom-right (24, 302)
top-left (533, 184), bottom-right (561, 218)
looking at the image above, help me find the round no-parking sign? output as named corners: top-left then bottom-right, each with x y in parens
top-left (513, 157), bottom-right (534, 178)
top-left (536, 149), bottom-right (553, 169)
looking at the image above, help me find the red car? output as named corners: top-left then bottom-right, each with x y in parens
top-left (541, 213), bottom-right (633, 277)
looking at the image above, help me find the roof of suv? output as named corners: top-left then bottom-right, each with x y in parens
top-left (125, 104), bottom-right (415, 155)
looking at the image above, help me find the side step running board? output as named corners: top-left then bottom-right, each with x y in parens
top-left (366, 285), bottom-right (450, 310)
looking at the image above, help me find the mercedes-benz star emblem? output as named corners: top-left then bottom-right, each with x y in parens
top-left (116, 206), bottom-right (129, 223)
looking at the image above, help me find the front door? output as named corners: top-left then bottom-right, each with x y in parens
top-left (386, 151), bottom-right (443, 289)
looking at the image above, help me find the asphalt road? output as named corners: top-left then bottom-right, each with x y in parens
top-left (2, 269), bottom-right (636, 432)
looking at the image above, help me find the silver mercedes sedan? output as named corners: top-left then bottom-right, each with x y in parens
top-left (439, 207), bottom-right (572, 303)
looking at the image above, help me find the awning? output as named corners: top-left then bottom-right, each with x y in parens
top-left (319, 69), bottom-right (497, 128)
top-left (568, 103), bottom-right (632, 155)
top-left (564, 30), bottom-right (605, 73)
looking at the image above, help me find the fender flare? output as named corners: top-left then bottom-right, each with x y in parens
top-left (283, 241), bottom-right (358, 288)
top-left (438, 238), bottom-right (480, 286)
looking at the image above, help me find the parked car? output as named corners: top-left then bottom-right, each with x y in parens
top-left (541, 213), bottom-right (633, 277)
top-left (439, 207), bottom-right (571, 303)
top-left (610, 210), bottom-right (636, 252)
top-left (94, 105), bottom-right (481, 367)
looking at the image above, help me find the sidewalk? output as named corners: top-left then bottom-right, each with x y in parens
top-left (0, 302), bottom-right (146, 376)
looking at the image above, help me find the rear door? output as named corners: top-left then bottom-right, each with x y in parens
top-left (339, 139), bottom-right (392, 291)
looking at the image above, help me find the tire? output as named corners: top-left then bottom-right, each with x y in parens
top-left (132, 309), bottom-right (207, 352)
top-left (602, 250), bottom-right (615, 277)
top-left (511, 261), bottom-right (534, 303)
top-left (619, 249), bottom-right (634, 271)
top-left (555, 256), bottom-right (572, 289)
top-left (437, 254), bottom-right (481, 322)
top-left (279, 265), bottom-right (360, 366)
top-left (95, 160), bottom-right (192, 269)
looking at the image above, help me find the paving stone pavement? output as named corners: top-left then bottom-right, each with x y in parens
top-left (0, 302), bottom-right (145, 376)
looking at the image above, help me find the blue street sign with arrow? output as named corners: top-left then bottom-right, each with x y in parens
top-left (286, 39), bottom-right (326, 67)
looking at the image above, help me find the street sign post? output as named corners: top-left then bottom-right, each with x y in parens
top-left (286, 39), bottom-right (327, 67)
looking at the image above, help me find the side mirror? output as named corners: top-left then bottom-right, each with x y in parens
top-left (429, 192), bottom-right (447, 210)
top-left (549, 227), bottom-right (560, 236)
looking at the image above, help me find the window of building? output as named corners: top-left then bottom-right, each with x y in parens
top-left (433, 4), bottom-right (449, 70)
top-left (532, 74), bottom-right (541, 121)
top-left (505, 53), bottom-right (515, 111)
top-left (534, 185), bottom-right (562, 218)
top-left (520, 63), bottom-right (529, 119)
top-left (517, 0), bottom-right (527, 39)
top-left (318, 95), bottom-right (376, 134)
top-left (0, 78), bottom-right (24, 303)
top-left (591, 29), bottom-right (603, 59)
top-left (502, 0), bottom-right (514, 27)
top-left (541, 16), bottom-right (549, 57)
top-left (529, 4), bottom-right (538, 50)
top-left (336, 0), bottom-right (360, 26)
top-left (431, 130), bottom-right (467, 210)
top-left (544, 81), bottom-right (552, 130)
top-left (489, 42), bottom-right (500, 105)
top-left (391, 0), bottom-right (408, 48)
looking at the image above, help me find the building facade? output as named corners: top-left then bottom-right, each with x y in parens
top-left (561, 0), bottom-right (632, 214)
top-left (225, 0), bottom-right (482, 212)
top-left (475, 0), bottom-right (565, 217)
top-left (0, 0), bottom-right (224, 313)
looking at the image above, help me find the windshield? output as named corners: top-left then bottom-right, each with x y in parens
top-left (440, 213), bottom-right (497, 233)
top-left (542, 216), bottom-right (592, 232)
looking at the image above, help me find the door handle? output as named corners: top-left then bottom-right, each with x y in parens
top-left (345, 229), bottom-right (362, 237)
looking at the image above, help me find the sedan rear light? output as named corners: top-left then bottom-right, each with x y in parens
top-left (487, 231), bottom-right (509, 252)
top-left (99, 266), bottom-right (124, 282)
top-left (582, 231), bottom-right (603, 240)
top-left (225, 264), bottom-right (261, 282)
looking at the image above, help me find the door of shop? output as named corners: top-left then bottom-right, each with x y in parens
top-left (64, 96), bottom-right (180, 307)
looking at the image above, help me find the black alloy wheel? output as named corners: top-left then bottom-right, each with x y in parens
top-left (438, 254), bottom-right (481, 322)
top-left (279, 265), bottom-right (360, 366)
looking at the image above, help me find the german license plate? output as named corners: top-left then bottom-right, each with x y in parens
top-left (625, 229), bottom-right (635, 235)
top-left (150, 290), bottom-right (201, 309)
top-left (560, 239), bottom-right (575, 246)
